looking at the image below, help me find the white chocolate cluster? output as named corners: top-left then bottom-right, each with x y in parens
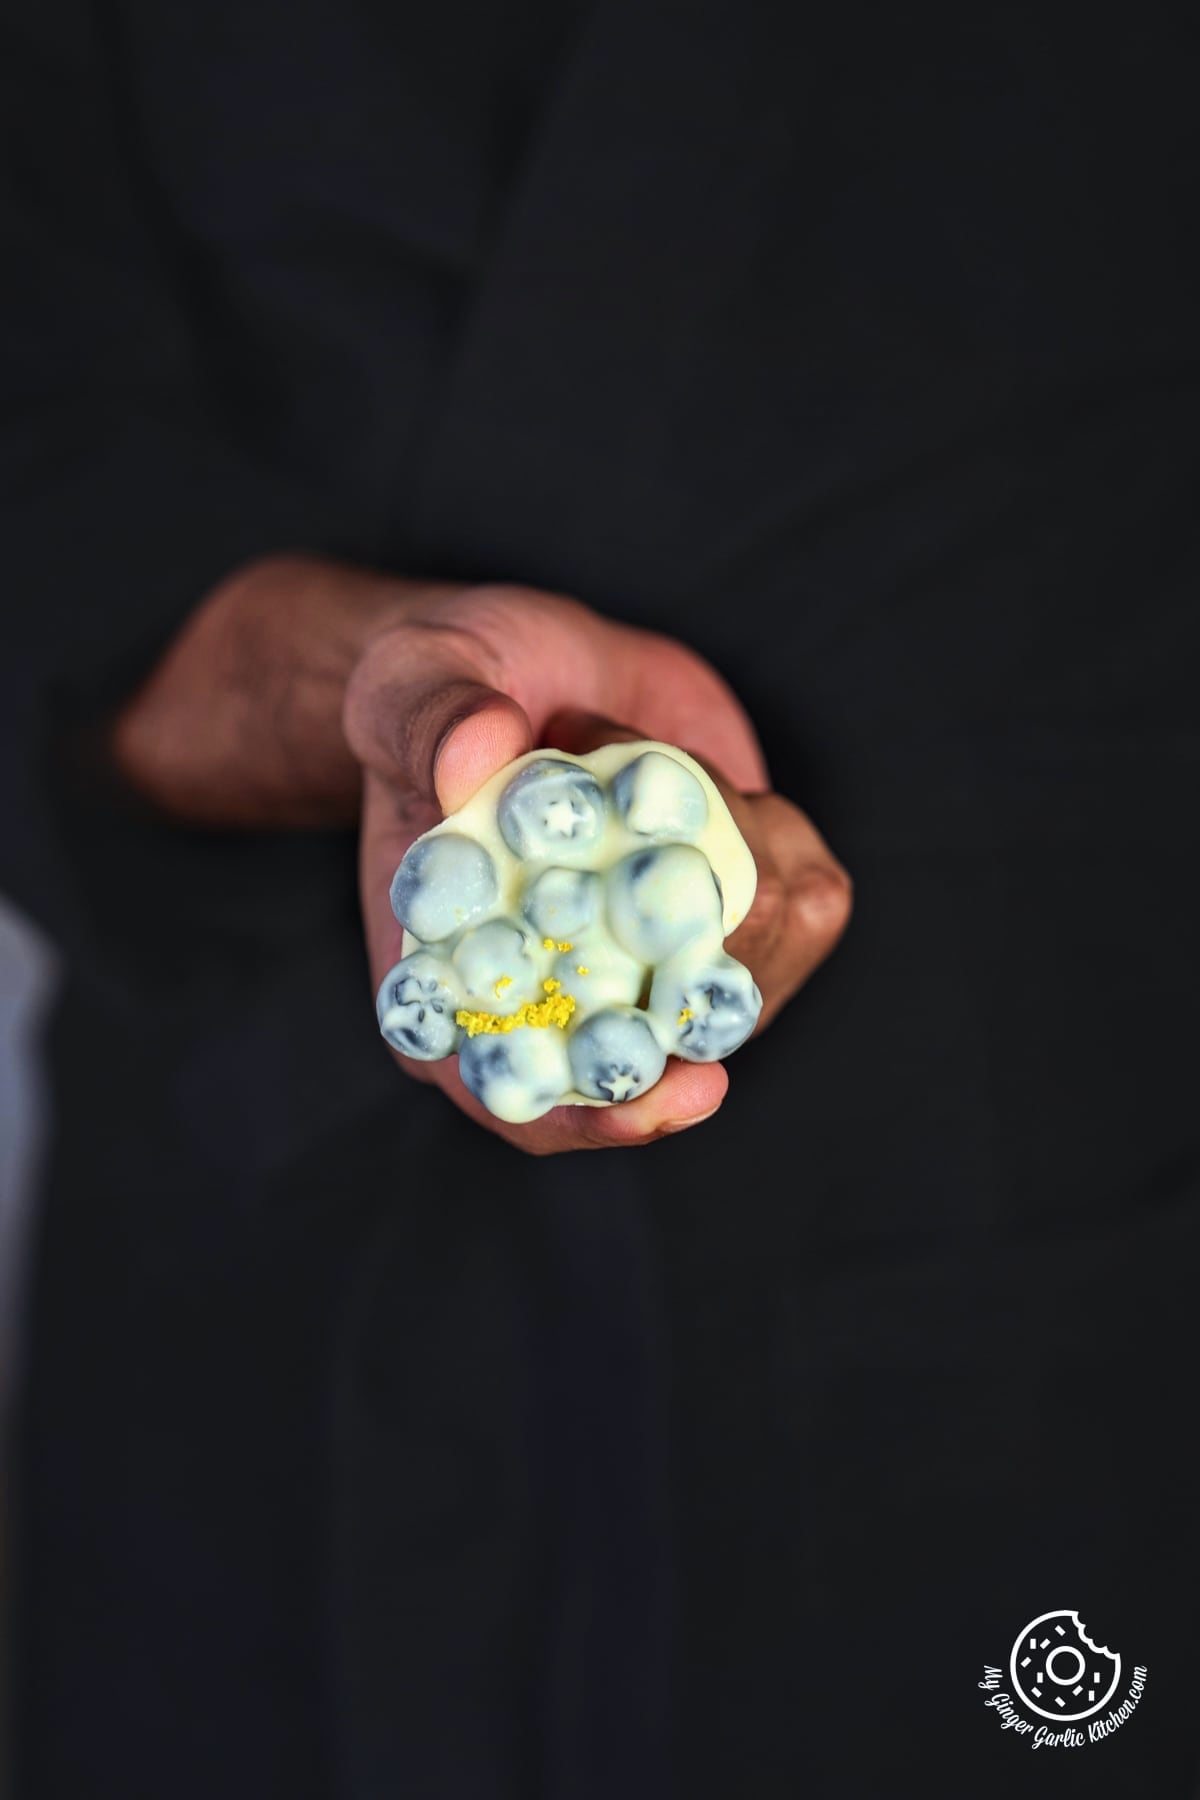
top-left (376, 742), bottom-right (762, 1123)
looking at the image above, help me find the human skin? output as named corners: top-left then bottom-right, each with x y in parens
top-left (110, 553), bottom-right (852, 1153)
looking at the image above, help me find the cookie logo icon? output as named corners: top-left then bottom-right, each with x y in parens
top-left (1010, 1610), bottom-right (1121, 1722)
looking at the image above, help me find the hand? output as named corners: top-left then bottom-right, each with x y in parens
top-left (344, 595), bottom-right (852, 1154)
top-left (109, 554), bottom-right (850, 1154)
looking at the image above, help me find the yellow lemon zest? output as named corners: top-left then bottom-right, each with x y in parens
top-left (575, 965), bottom-right (590, 976)
top-left (455, 991), bottom-right (576, 1037)
top-left (543, 977), bottom-right (562, 994)
top-left (678, 1007), bottom-right (694, 1025)
top-left (542, 938), bottom-right (574, 952)
top-left (493, 974), bottom-right (513, 997)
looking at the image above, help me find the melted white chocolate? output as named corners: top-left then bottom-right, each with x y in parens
top-left (400, 742), bottom-right (755, 958)
top-left (388, 741), bottom-right (760, 1119)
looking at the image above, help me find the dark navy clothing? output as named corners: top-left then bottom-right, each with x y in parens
top-left (4, 4), bottom-right (1199, 1794)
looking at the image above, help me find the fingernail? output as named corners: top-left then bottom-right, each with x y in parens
top-left (432, 705), bottom-right (480, 770)
top-left (659, 1105), bottom-right (721, 1135)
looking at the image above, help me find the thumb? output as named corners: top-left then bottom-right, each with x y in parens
top-left (344, 627), bottom-right (534, 813)
top-left (430, 684), bottom-right (534, 812)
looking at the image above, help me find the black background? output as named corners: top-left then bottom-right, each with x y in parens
top-left (4, 1), bottom-right (1199, 1794)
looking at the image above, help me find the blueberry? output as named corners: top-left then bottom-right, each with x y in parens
top-left (390, 832), bottom-right (498, 945)
top-left (375, 951), bottom-right (464, 1060)
top-left (552, 941), bottom-right (643, 1013)
top-left (453, 919), bottom-right (540, 1009)
top-left (566, 1006), bottom-right (667, 1103)
top-left (458, 1027), bottom-right (572, 1124)
top-left (649, 952), bottom-right (762, 1062)
top-left (606, 844), bottom-right (723, 963)
top-left (497, 759), bottom-right (607, 861)
top-left (522, 866), bottom-right (602, 940)
top-left (611, 751), bottom-right (708, 839)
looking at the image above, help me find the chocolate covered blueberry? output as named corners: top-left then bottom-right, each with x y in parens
top-left (458, 1027), bottom-right (572, 1124)
top-left (452, 918), bottom-right (541, 1010)
top-left (566, 1006), bottom-right (667, 1103)
top-left (611, 750), bottom-right (708, 840)
top-left (551, 940), bottom-right (642, 1012)
top-left (522, 866), bottom-right (602, 941)
top-left (606, 844), bottom-right (723, 964)
top-left (381, 739), bottom-right (761, 1122)
top-left (376, 951), bottom-right (464, 1060)
top-left (497, 758), bottom-right (606, 861)
top-left (390, 832), bottom-right (498, 944)
top-left (649, 951), bottom-right (762, 1062)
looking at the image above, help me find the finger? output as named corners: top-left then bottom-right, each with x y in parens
top-left (543, 680), bottom-right (770, 802)
top-left (674, 740), bottom-right (759, 809)
top-left (432, 686), bottom-right (534, 813)
top-left (765, 792), bottom-right (854, 944)
top-left (540, 708), bottom-right (645, 756)
top-left (439, 591), bottom-right (768, 792)
top-left (724, 795), bottom-right (853, 1023)
top-left (418, 1051), bottom-right (730, 1155)
top-left (627, 636), bottom-right (771, 794)
top-left (344, 632), bottom-right (534, 811)
top-left (346, 592), bottom-right (768, 814)
top-left (727, 883), bottom-right (850, 1031)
